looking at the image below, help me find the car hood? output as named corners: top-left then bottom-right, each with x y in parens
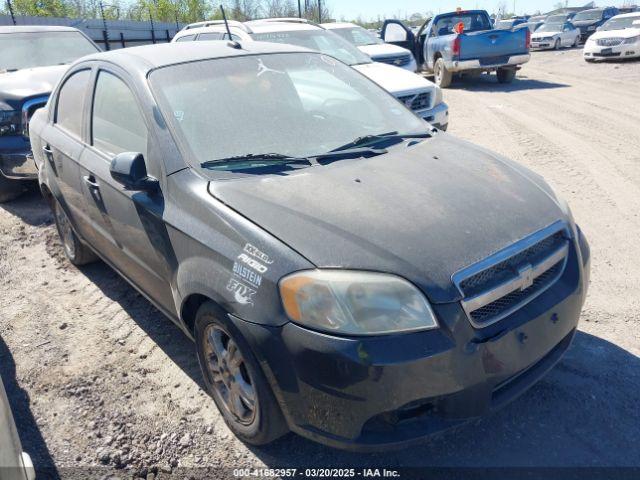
top-left (207, 134), bottom-right (566, 303)
top-left (353, 62), bottom-right (435, 96)
top-left (532, 30), bottom-right (561, 38)
top-left (589, 27), bottom-right (640, 40)
top-left (0, 65), bottom-right (67, 106)
top-left (358, 43), bottom-right (411, 59)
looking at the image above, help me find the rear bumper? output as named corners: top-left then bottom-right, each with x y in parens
top-left (0, 136), bottom-right (37, 180)
top-left (233, 228), bottom-right (590, 451)
top-left (416, 101), bottom-right (449, 130)
top-left (447, 54), bottom-right (530, 72)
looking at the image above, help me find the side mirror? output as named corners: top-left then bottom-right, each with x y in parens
top-left (110, 152), bottom-right (158, 192)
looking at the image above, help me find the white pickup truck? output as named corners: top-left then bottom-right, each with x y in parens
top-left (173, 18), bottom-right (449, 130)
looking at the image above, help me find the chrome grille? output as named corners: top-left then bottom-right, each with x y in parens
top-left (597, 37), bottom-right (624, 46)
top-left (454, 223), bottom-right (570, 328)
top-left (376, 54), bottom-right (412, 67)
top-left (21, 96), bottom-right (48, 138)
top-left (397, 92), bottom-right (431, 111)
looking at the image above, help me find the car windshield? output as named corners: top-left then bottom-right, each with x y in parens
top-left (149, 53), bottom-right (426, 171)
top-left (250, 29), bottom-right (372, 66)
top-left (0, 31), bottom-right (99, 71)
top-left (330, 26), bottom-right (383, 46)
top-left (536, 23), bottom-right (563, 32)
top-left (573, 10), bottom-right (603, 21)
top-left (602, 16), bottom-right (640, 30)
top-left (546, 15), bottom-right (567, 23)
top-left (434, 12), bottom-right (492, 35)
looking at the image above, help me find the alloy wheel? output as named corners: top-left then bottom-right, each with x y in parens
top-left (203, 325), bottom-right (257, 425)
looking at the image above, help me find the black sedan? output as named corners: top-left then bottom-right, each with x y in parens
top-left (29, 41), bottom-right (590, 450)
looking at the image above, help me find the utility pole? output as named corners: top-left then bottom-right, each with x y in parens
top-left (99, 1), bottom-right (110, 50)
top-left (297, 0), bottom-right (301, 18)
top-left (317, 0), bottom-right (321, 23)
top-left (6, 0), bottom-right (16, 25)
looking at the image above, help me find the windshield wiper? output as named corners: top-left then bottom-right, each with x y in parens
top-left (331, 131), bottom-right (432, 152)
top-left (201, 153), bottom-right (314, 168)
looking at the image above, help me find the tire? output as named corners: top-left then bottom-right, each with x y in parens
top-left (573, 36), bottom-right (580, 47)
top-left (52, 199), bottom-right (98, 266)
top-left (496, 68), bottom-right (516, 84)
top-left (433, 57), bottom-right (452, 88)
top-left (554, 38), bottom-right (561, 50)
top-left (195, 302), bottom-right (288, 445)
top-left (585, 58), bottom-right (596, 63)
top-left (0, 174), bottom-right (26, 203)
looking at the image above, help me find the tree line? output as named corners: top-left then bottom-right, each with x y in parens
top-left (1, 0), bottom-right (331, 25)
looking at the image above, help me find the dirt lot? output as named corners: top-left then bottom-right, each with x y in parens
top-left (1, 48), bottom-right (639, 478)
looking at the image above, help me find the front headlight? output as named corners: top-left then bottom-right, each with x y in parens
top-left (0, 108), bottom-right (21, 136)
top-left (623, 36), bottom-right (640, 44)
top-left (434, 86), bottom-right (443, 106)
top-left (279, 270), bottom-right (438, 335)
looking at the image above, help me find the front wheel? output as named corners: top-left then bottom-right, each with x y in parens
top-left (573, 36), bottom-right (580, 47)
top-left (554, 38), bottom-right (561, 50)
top-left (433, 58), bottom-right (453, 88)
top-left (0, 174), bottom-right (26, 203)
top-left (52, 199), bottom-right (98, 266)
top-left (496, 68), bottom-right (516, 84)
top-left (195, 302), bottom-right (288, 445)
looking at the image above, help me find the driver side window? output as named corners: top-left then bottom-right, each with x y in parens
top-left (385, 23), bottom-right (408, 42)
top-left (91, 71), bottom-right (148, 158)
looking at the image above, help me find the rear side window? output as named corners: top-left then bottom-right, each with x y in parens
top-left (175, 34), bottom-right (195, 42)
top-left (55, 69), bottom-right (91, 138)
top-left (91, 71), bottom-right (148, 157)
top-left (198, 32), bottom-right (224, 41)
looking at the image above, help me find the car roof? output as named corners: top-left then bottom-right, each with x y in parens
top-left (0, 25), bottom-right (83, 34)
top-left (72, 41), bottom-right (311, 71)
top-left (244, 21), bottom-right (322, 33)
top-left (612, 11), bottom-right (640, 18)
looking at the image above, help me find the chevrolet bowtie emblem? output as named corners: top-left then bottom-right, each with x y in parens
top-left (518, 264), bottom-right (535, 290)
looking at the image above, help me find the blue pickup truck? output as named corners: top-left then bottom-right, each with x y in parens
top-left (382, 10), bottom-right (531, 87)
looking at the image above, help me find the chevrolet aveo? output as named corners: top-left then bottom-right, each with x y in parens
top-left (29, 41), bottom-right (590, 450)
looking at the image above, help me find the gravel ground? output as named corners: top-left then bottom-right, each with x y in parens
top-left (1, 48), bottom-right (639, 479)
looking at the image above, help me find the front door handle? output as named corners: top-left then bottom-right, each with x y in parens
top-left (83, 175), bottom-right (100, 189)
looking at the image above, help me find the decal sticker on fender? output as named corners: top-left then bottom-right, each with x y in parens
top-left (226, 278), bottom-right (257, 306)
top-left (228, 243), bottom-right (275, 307)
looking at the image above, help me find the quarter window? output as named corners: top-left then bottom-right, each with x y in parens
top-left (92, 71), bottom-right (148, 157)
top-left (198, 32), bottom-right (224, 41)
top-left (175, 34), bottom-right (196, 42)
top-left (55, 69), bottom-right (91, 138)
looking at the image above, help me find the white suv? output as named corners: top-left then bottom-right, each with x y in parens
top-left (173, 19), bottom-right (449, 130)
top-left (321, 22), bottom-right (418, 72)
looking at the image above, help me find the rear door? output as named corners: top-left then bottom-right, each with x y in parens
top-left (38, 68), bottom-right (93, 237)
top-left (79, 66), bottom-right (174, 312)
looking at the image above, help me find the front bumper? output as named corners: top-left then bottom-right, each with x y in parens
top-left (530, 40), bottom-right (555, 50)
top-left (233, 229), bottom-right (590, 450)
top-left (584, 42), bottom-right (640, 60)
top-left (417, 101), bottom-right (449, 131)
top-left (0, 136), bottom-right (37, 180)
top-left (447, 54), bottom-right (530, 73)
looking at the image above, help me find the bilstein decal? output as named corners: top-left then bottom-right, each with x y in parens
top-left (228, 243), bottom-right (274, 307)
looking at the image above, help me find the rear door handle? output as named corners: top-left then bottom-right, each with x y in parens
top-left (83, 175), bottom-right (100, 189)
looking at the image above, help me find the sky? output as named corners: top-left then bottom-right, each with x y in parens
top-left (331, 0), bottom-right (601, 21)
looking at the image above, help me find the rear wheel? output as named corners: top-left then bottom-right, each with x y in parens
top-left (496, 68), bottom-right (516, 84)
top-left (0, 174), bottom-right (26, 203)
top-left (52, 199), bottom-right (98, 266)
top-left (195, 302), bottom-right (288, 445)
top-left (433, 58), bottom-right (452, 88)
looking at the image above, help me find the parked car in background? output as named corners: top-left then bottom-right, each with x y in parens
top-left (495, 18), bottom-right (528, 30)
top-left (545, 13), bottom-right (576, 24)
top-left (531, 22), bottom-right (581, 49)
top-left (1, 375), bottom-right (35, 480)
top-left (0, 26), bottom-right (100, 202)
top-left (572, 7), bottom-right (620, 42)
top-left (30, 40), bottom-right (590, 450)
top-left (520, 21), bottom-right (545, 33)
top-left (173, 19), bottom-right (448, 129)
top-left (321, 22), bottom-right (417, 72)
top-left (382, 10), bottom-right (530, 87)
top-left (529, 14), bottom-right (548, 23)
top-left (583, 12), bottom-right (640, 61)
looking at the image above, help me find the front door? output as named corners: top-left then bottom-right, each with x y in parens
top-left (79, 68), bottom-right (175, 313)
